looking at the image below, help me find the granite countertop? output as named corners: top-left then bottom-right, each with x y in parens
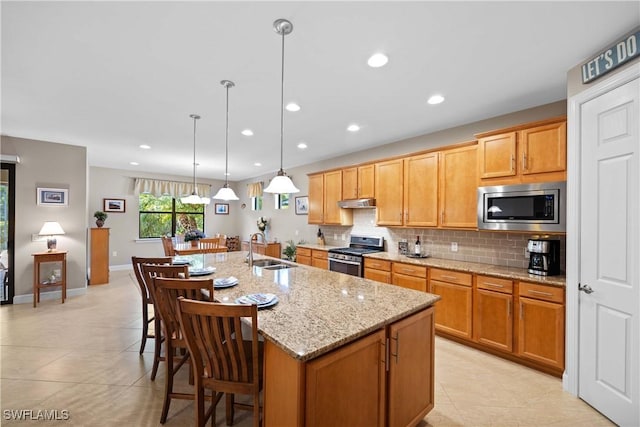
top-left (199, 252), bottom-right (440, 362)
top-left (364, 252), bottom-right (566, 287)
top-left (296, 243), bottom-right (342, 251)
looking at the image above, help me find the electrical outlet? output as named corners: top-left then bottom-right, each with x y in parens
top-left (295, 230), bottom-right (299, 236)
top-left (112, 251), bottom-right (118, 257)
top-left (333, 233), bottom-right (338, 240)
top-left (451, 242), bottom-right (458, 252)
top-left (341, 233), bottom-right (346, 241)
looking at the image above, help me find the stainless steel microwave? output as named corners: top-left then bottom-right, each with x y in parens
top-left (477, 181), bottom-right (566, 232)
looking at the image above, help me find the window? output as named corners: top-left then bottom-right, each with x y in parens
top-left (251, 196), bottom-right (263, 211)
top-left (275, 194), bottom-right (289, 209)
top-left (138, 194), bottom-right (205, 238)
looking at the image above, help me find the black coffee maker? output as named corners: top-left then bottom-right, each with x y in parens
top-left (527, 238), bottom-right (561, 276)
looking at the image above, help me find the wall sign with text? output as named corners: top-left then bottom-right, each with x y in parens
top-left (582, 29), bottom-right (639, 84)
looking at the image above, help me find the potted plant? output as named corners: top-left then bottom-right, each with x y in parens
top-left (184, 229), bottom-right (205, 247)
top-left (94, 211), bottom-right (108, 228)
top-left (283, 240), bottom-right (297, 261)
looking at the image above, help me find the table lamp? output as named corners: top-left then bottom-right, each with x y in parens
top-left (39, 221), bottom-right (65, 251)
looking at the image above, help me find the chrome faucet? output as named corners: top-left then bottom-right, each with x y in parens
top-left (247, 232), bottom-right (265, 268)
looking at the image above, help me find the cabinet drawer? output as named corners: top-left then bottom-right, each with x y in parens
top-left (519, 282), bottom-right (564, 304)
top-left (364, 268), bottom-right (391, 284)
top-left (392, 262), bottom-right (427, 278)
top-left (430, 268), bottom-right (472, 286)
top-left (364, 258), bottom-right (391, 272)
top-left (297, 247), bottom-right (312, 257)
top-left (312, 250), bottom-right (328, 260)
top-left (477, 275), bottom-right (513, 294)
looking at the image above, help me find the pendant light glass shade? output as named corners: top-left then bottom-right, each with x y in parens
top-left (263, 18), bottom-right (300, 194)
top-left (181, 114), bottom-right (211, 205)
top-left (213, 80), bottom-right (239, 201)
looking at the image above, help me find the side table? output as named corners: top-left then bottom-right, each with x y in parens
top-left (32, 251), bottom-right (67, 308)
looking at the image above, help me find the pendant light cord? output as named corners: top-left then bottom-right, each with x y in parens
top-left (192, 115), bottom-right (198, 191)
top-left (279, 27), bottom-right (285, 174)
top-left (225, 84), bottom-right (230, 186)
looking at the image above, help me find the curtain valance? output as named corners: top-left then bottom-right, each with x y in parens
top-left (133, 178), bottom-right (211, 198)
top-left (247, 181), bottom-right (263, 198)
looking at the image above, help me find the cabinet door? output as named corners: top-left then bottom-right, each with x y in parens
top-left (342, 167), bottom-right (358, 200)
top-left (404, 153), bottom-right (438, 227)
top-left (311, 250), bottom-right (328, 270)
top-left (265, 243), bottom-right (281, 258)
top-left (517, 297), bottom-right (565, 370)
top-left (306, 329), bottom-right (386, 427)
top-left (439, 144), bottom-right (478, 228)
top-left (296, 247), bottom-right (312, 266)
top-left (392, 273), bottom-right (427, 292)
top-left (478, 132), bottom-right (517, 179)
top-left (388, 307), bottom-right (435, 427)
top-left (308, 173), bottom-right (324, 224)
top-left (520, 120), bottom-right (566, 177)
top-left (375, 159), bottom-right (404, 226)
top-left (474, 289), bottom-right (513, 352)
top-left (323, 170), bottom-right (344, 224)
top-left (430, 280), bottom-right (473, 339)
top-left (364, 268), bottom-right (391, 284)
top-left (90, 228), bottom-right (109, 285)
top-left (358, 164), bottom-right (375, 198)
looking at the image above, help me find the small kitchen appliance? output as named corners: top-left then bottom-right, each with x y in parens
top-left (527, 238), bottom-right (561, 276)
top-left (328, 235), bottom-right (384, 277)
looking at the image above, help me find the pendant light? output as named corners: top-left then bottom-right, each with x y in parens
top-left (181, 114), bottom-right (211, 205)
top-left (263, 18), bottom-right (300, 194)
top-left (213, 80), bottom-right (239, 201)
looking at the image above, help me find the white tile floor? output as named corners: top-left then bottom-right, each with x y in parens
top-left (1, 270), bottom-right (613, 426)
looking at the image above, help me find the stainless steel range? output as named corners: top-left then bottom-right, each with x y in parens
top-left (328, 235), bottom-right (384, 277)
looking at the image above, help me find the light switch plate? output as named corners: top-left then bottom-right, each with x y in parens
top-left (451, 242), bottom-right (458, 252)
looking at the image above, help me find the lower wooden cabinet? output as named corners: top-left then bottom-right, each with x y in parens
top-left (364, 258), bottom-right (391, 284)
top-left (517, 281), bottom-right (565, 370)
top-left (429, 268), bottom-right (473, 339)
top-left (268, 307), bottom-right (435, 427)
top-left (296, 247), bottom-right (312, 266)
top-left (241, 241), bottom-right (282, 258)
top-left (311, 249), bottom-right (328, 270)
top-left (392, 262), bottom-right (427, 292)
top-left (473, 275), bottom-right (513, 352)
top-left (90, 227), bottom-right (109, 285)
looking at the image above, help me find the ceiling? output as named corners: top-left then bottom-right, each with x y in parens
top-left (2, 2), bottom-right (639, 182)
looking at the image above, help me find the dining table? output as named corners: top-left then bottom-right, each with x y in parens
top-left (173, 242), bottom-right (228, 255)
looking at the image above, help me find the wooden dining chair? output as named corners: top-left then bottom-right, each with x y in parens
top-left (141, 264), bottom-right (190, 381)
top-left (161, 236), bottom-right (176, 257)
top-left (130, 256), bottom-right (172, 354)
top-left (153, 277), bottom-right (214, 424)
top-left (199, 237), bottom-right (224, 253)
top-left (177, 298), bottom-right (263, 427)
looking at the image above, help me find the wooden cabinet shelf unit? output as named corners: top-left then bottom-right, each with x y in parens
top-left (32, 251), bottom-right (67, 307)
top-left (308, 170), bottom-right (353, 225)
top-left (342, 164), bottom-right (375, 200)
top-left (90, 227), bottom-right (109, 285)
top-left (476, 116), bottom-right (567, 186)
top-left (295, 247), bottom-right (328, 269)
top-left (241, 241), bottom-right (282, 259)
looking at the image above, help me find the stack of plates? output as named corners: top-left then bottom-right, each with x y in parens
top-left (214, 276), bottom-right (239, 289)
top-left (188, 266), bottom-right (216, 276)
top-left (172, 258), bottom-right (191, 265)
top-left (235, 293), bottom-right (279, 309)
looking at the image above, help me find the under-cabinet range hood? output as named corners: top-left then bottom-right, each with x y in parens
top-left (337, 198), bottom-right (376, 209)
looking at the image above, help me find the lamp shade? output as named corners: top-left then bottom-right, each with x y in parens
top-left (263, 174), bottom-right (300, 194)
top-left (180, 193), bottom-right (211, 205)
top-left (212, 185), bottom-right (239, 201)
top-left (39, 221), bottom-right (65, 236)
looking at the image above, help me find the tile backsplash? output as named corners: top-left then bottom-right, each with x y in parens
top-left (319, 209), bottom-right (566, 271)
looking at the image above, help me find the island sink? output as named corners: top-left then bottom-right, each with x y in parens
top-left (251, 259), bottom-right (297, 270)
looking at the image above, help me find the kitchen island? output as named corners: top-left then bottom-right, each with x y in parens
top-left (199, 251), bottom-right (440, 427)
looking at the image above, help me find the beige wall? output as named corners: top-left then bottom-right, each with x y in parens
top-left (1, 136), bottom-right (88, 303)
top-left (88, 166), bottom-right (241, 266)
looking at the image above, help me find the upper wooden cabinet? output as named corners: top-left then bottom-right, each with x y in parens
top-left (477, 117), bottom-right (567, 185)
top-left (439, 144), bottom-right (478, 229)
top-left (342, 164), bottom-right (375, 200)
top-left (404, 153), bottom-right (439, 227)
top-left (375, 159), bottom-right (404, 226)
top-left (308, 171), bottom-right (353, 225)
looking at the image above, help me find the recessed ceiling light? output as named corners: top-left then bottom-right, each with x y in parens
top-left (130, 161), bottom-right (139, 166)
top-left (242, 129), bottom-right (254, 136)
top-left (427, 94), bottom-right (445, 105)
top-left (285, 102), bottom-right (301, 112)
top-left (254, 162), bottom-right (262, 167)
top-left (139, 144), bottom-right (151, 149)
top-left (367, 53), bottom-right (388, 68)
top-left (347, 124), bottom-right (360, 132)
top-left (297, 142), bottom-right (308, 149)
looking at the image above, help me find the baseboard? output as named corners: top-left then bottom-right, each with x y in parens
top-left (110, 264), bottom-right (133, 272)
top-left (13, 287), bottom-right (88, 305)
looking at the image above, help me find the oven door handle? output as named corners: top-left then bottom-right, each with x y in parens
top-left (329, 258), bottom-right (361, 266)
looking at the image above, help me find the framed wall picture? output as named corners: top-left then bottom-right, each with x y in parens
top-left (103, 198), bottom-right (126, 213)
top-left (37, 187), bottom-right (68, 206)
top-left (295, 196), bottom-right (308, 215)
top-left (215, 203), bottom-right (229, 215)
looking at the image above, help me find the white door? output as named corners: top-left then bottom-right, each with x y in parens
top-left (579, 74), bottom-right (639, 426)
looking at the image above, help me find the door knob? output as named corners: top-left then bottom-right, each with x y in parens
top-left (579, 283), bottom-right (595, 294)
